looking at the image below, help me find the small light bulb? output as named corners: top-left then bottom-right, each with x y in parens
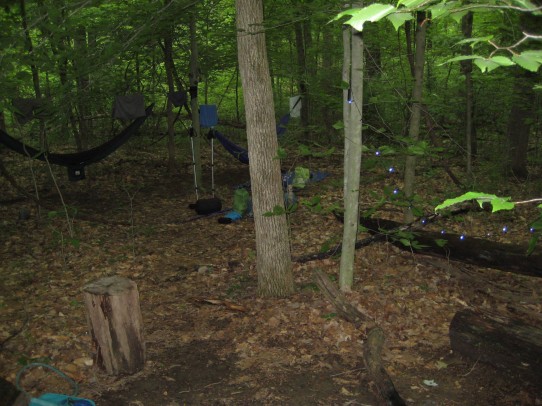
top-left (421, 218), bottom-right (427, 225)
top-left (459, 234), bottom-right (466, 241)
top-left (502, 225), bottom-right (508, 234)
top-left (375, 150), bottom-right (381, 156)
top-left (388, 167), bottom-right (395, 174)
top-left (440, 229), bottom-right (446, 235)
top-left (530, 227), bottom-right (536, 233)
top-left (393, 188), bottom-right (399, 195)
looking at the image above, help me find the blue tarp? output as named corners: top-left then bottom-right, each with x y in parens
top-left (200, 104), bottom-right (218, 128)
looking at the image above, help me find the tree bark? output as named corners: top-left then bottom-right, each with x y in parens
top-left (461, 12), bottom-right (476, 176)
top-left (505, 10), bottom-right (541, 179)
top-left (339, 16), bottom-right (364, 291)
top-left (236, 0), bottom-right (294, 297)
top-left (73, 25), bottom-right (90, 151)
top-left (506, 70), bottom-right (536, 179)
top-left (83, 276), bottom-right (145, 376)
top-left (403, 12), bottom-right (427, 223)
top-left (19, 0), bottom-right (47, 150)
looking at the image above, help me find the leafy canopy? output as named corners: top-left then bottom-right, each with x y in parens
top-left (334, 0), bottom-right (542, 72)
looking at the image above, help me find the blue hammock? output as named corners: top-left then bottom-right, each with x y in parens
top-left (213, 113), bottom-right (291, 165)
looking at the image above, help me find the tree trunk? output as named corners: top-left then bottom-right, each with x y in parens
top-left (163, 3), bottom-right (177, 173)
top-left (339, 16), bottom-right (364, 291)
top-left (294, 20), bottom-right (310, 134)
top-left (505, 10), bottom-right (541, 179)
top-left (506, 70), bottom-right (536, 179)
top-left (236, 0), bottom-right (294, 298)
top-left (189, 11), bottom-right (203, 191)
top-left (19, 0), bottom-right (47, 150)
top-left (403, 12), bottom-right (426, 223)
top-left (461, 12), bottom-right (475, 176)
top-left (74, 25), bottom-right (90, 151)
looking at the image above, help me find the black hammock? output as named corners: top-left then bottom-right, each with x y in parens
top-left (0, 104), bottom-right (154, 180)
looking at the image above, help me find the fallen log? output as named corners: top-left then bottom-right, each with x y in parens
top-left (449, 309), bottom-right (542, 385)
top-left (361, 218), bottom-right (542, 278)
top-left (314, 269), bottom-right (406, 405)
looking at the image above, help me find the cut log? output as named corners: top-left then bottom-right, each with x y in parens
top-left (314, 269), bottom-right (406, 405)
top-left (361, 218), bottom-right (542, 278)
top-left (83, 276), bottom-right (145, 375)
top-left (449, 309), bottom-right (542, 385)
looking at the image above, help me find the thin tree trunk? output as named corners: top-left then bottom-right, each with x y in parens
top-left (505, 10), bottom-right (540, 179)
top-left (236, 0), bottom-right (294, 298)
top-left (506, 70), bottom-right (536, 179)
top-left (19, 0), bottom-right (47, 150)
top-left (339, 9), bottom-right (364, 292)
top-left (163, 28), bottom-right (177, 173)
top-left (189, 11), bottom-right (202, 192)
top-left (294, 21), bottom-right (310, 133)
top-left (403, 12), bottom-right (427, 223)
top-left (461, 12), bottom-right (475, 177)
top-left (74, 25), bottom-right (89, 151)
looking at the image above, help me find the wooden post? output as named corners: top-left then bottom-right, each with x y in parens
top-left (83, 276), bottom-right (145, 375)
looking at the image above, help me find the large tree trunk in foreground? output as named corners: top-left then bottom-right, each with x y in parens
top-left (450, 309), bottom-right (542, 385)
top-left (236, 0), bottom-right (294, 297)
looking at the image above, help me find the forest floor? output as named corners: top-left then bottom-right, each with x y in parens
top-left (1, 138), bottom-right (542, 406)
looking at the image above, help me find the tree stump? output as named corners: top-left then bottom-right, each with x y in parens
top-left (83, 276), bottom-right (145, 375)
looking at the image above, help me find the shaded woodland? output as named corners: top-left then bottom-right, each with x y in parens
top-left (1, 0), bottom-right (541, 405)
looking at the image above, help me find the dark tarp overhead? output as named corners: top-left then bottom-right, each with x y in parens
top-left (113, 94), bottom-right (146, 120)
top-left (168, 91), bottom-right (188, 108)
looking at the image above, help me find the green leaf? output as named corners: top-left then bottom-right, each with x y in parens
top-left (513, 53), bottom-right (541, 72)
top-left (435, 192), bottom-right (515, 213)
top-left (397, 0), bottom-right (427, 8)
top-left (386, 12), bottom-right (414, 30)
top-left (454, 36), bottom-right (494, 47)
top-left (442, 54), bottom-right (484, 66)
top-left (473, 58), bottom-right (501, 73)
top-left (333, 120), bottom-right (345, 130)
top-left (435, 239), bottom-right (448, 247)
top-left (449, 10), bottom-right (468, 23)
top-left (340, 80), bottom-right (351, 90)
top-left (335, 4), bottom-right (396, 31)
top-left (490, 56), bottom-right (515, 67)
top-left (276, 147), bottom-right (288, 160)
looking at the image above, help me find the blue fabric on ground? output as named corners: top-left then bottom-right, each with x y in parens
top-left (224, 211), bottom-right (242, 221)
